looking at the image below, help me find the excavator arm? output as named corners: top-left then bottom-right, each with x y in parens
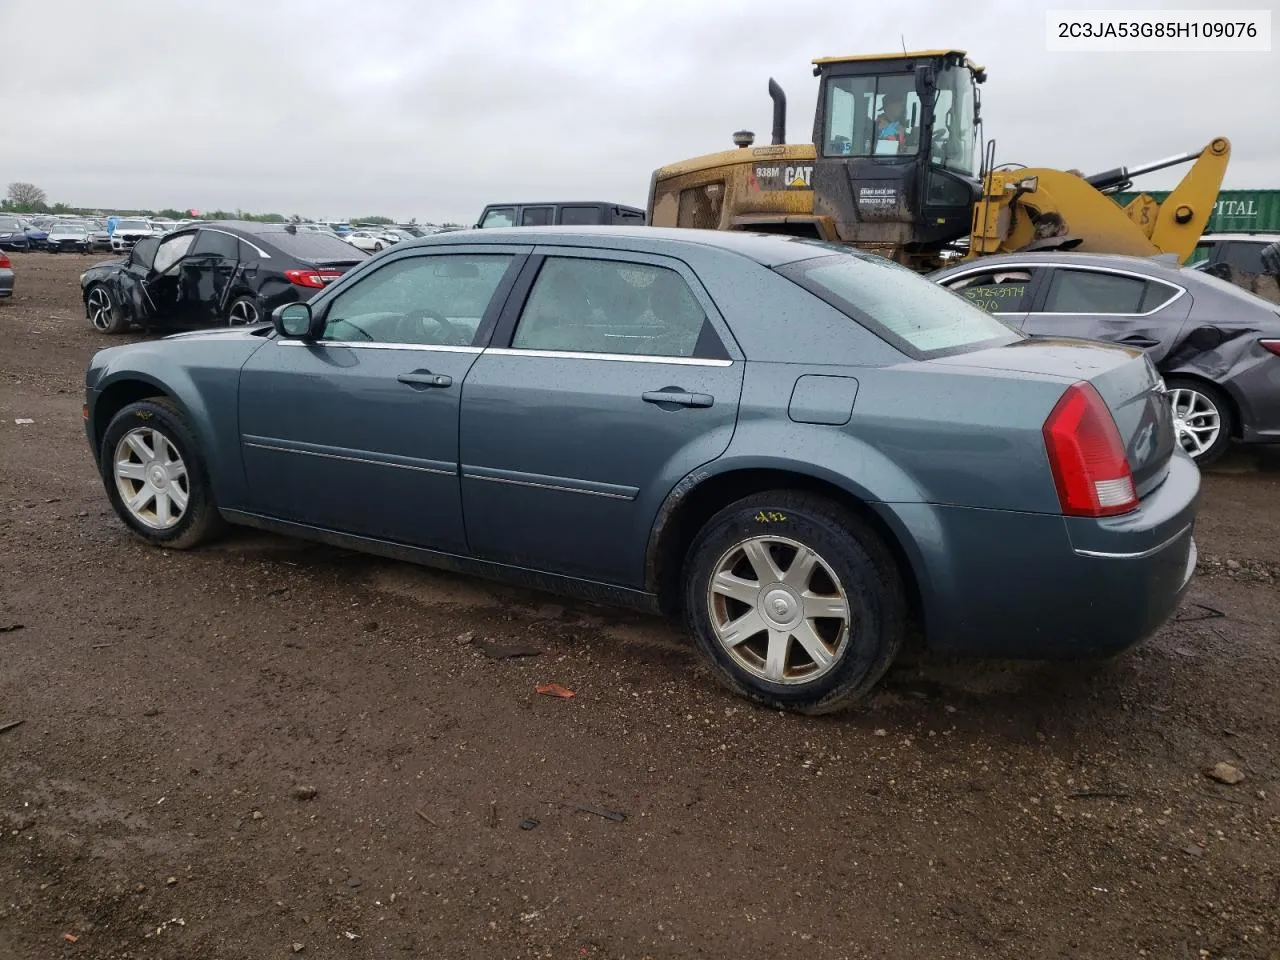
top-left (968, 137), bottom-right (1230, 263)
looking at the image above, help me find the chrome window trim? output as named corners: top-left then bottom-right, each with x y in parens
top-left (939, 262), bottom-right (1186, 317)
top-left (274, 340), bottom-right (483, 354)
top-left (486, 347), bottom-right (733, 367)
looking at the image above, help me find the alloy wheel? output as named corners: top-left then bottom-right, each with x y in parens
top-left (1168, 387), bottom-right (1220, 459)
top-left (707, 535), bottom-right (852, 685)
top-left (87, 287), bottom-right (114, 331)
top-left (113, 427), bottom-right (189, 530)
top-left (228, 299), bottom-right (259, 326)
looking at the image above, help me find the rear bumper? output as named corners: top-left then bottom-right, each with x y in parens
top-left (879, 451), bottom-right (1200, 659)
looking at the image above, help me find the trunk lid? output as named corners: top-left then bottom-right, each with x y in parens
top-left (929, 337), bottom-right (1176, 497)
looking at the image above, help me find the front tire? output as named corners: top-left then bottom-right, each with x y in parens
top-left (85, 283), bottom-right (128, 334)
top-left (682, 491), bottom-right (907, 715)
top-left (100, 398), bottom-right (225, 549)
top-left (1166, 377), bottom-right (1233, 466)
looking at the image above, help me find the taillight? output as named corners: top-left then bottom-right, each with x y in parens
top-left (1260, 339), bottom-right (1280, 357)
top-left (1042, 382), bottom-right (1137, 518)
top-left (284, 268), bottom-right (342, 289)
top-left (0, 254), bottom-right (10, 268)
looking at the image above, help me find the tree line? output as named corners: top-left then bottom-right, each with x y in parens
top-left (1, 182), bottom-right (454, 226)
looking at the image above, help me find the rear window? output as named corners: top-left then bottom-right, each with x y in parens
top-left (259, 230), bottom-right (367, 263)
top-left (778, 253), bottom-right (1024, 358)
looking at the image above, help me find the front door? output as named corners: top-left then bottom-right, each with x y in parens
top-left (120, 232), bottom-right (199, 326)
top-left (237, 248), bottom-right (527, 552)
top-left (459, 250), bottom-right (745, 586)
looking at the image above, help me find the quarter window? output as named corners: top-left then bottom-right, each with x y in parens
top-left (511, 257), bottom-right (710, 358)
top-left (1042, 269), bottom-right (1174, 314)
top-left (944, 269), bottom-right (1035, 313)
top-left (152, 233), bottom-right (195, 273)
top-left (321, 254), bottom-right (513, 346)
top-left (559, 206), bottom-right (600, 225)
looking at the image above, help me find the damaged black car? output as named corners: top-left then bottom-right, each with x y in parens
top-left (931, 252), bottom-right (1280, 466)
top-left (80, 221), bottom-right (367, 336)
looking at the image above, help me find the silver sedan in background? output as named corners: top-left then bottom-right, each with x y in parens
top-left (931, 252), bottom-right (1280, 465)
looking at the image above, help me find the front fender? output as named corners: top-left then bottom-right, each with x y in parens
top-left (90, 338), bottom-right (268, 510)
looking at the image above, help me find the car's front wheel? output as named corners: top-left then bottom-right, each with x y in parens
top-left (1166, 377), bottom-right (1234, 466)
top-left (100, 398), bottom-right (225, 549)
top-left (683, 491), bottom-right (907, 714)
top-left (85, 284), bottom-right (128, 334)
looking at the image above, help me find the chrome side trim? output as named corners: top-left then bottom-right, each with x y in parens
top-left (463, 466), bottom-right (636, 501)
top-left (1073, 523), bottom-right (1192, 560)
top-left (275, 340), bottom-right (483, 354)
top-left (243, 439), bottom-right (455, 476)
top-left (486, 347), bottom-right (733, 367)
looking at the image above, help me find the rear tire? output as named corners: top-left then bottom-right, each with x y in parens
top-left (226, 294), bottom-right (261, 326)
top-left (100, 398), bottom-right (225, 549)
top-left (1166, 377), bottom-right (1233, 467)
top-left (682, 491), bottom-right (907, 715)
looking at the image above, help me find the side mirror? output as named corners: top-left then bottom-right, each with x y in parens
top-left (273, 302), bottom-right (314, 339)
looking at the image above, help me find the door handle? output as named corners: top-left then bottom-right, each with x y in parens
top-left (642, 389), bottom-right (713, 408)
top-left (397, 371), bottom-right (453, 389)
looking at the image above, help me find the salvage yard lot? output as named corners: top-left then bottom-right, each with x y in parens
top-left (1, 251), bottom-right (1278, 959)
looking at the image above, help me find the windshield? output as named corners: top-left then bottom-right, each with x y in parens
top-left (118, 219), bottom-right (150, 230)
top-left (823, 73), bottom-right (921, 158)
top-left (53, 223), bottom-right (87, 233)
top-left (930, 65), bottom-right (978, 177)
top-left (779, 252), bottom-right (1023, 358)
top-left (0, 218), bottom-right (21, 231)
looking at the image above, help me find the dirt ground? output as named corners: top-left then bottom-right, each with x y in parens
top-left (1, 250), bottom-right (1277, 960)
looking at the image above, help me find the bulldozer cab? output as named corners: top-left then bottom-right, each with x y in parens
top-left (811, 50), bottom-right (984, 261)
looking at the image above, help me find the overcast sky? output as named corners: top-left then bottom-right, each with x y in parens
top-left (1, 0), bottom-right (1273, 223)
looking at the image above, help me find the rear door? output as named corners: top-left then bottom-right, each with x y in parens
top-left (181, 228), bottom-right (241, 324)
top-left (1024, 265), bottom-right (1190, 364)
top-left (458, 248), bottom-right (745, 586)
top-left (936, 265), bottom-right (1044, 329)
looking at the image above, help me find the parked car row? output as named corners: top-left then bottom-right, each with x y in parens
top-left (82, 226), bottom-right (1200, 714)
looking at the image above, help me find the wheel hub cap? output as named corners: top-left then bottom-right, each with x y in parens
top-left (706, 535), bottom-right (852, 686)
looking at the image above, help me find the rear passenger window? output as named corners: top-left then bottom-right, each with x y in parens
top-left (190, 230), bottom-right (240, 259)
top-left (944, 269), bottom-right (1034, 313)
top-left (559, 206), bottom-right (601, 225)
top-left (511, 257), bottom-right (712, 358)
top-left (520, 207), bottom-right (554, 226)
top-left (1043, 270), bottom-right (1146, 314)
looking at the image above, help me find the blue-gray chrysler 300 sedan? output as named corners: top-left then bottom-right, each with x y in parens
top-left (83, 227), bottom-right (1200, 714)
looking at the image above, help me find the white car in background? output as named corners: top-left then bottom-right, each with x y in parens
top-left (109, 218), bottom-right (158, 252)
top-left (344, 229), bottom-right (398, 253)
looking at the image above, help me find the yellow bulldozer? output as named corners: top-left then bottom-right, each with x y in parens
top-left (646, 49), bottom-right (1230, 272)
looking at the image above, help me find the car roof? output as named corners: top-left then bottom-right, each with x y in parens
top-left (401, 225), bottom-right (848, 267)
top-left (1198, 232), bottom-right (1280, 242)
top-left (930, 250), bottom-right (1189, 279)
top-left (482, 201), bottom-right (644, 210)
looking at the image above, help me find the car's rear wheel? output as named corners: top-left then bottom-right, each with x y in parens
top-left (100, 398), bottom-right (225, 550)
top-left (86, 284), bottom-right (128, 334)
top-left (373, 242), bottom-right (384, 252)
top-left (683, 491), bottom-right (907, 714)
top-left (226, 295), bottom-right (261, 326)
top-left (1166, 377), bottom-right (1233, 466)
